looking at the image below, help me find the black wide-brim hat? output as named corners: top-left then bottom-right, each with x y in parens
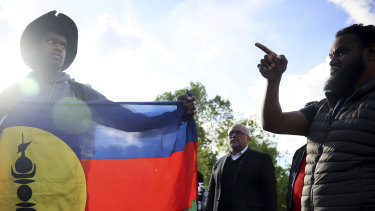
top-left (20, 10), bottom-right (78, 71)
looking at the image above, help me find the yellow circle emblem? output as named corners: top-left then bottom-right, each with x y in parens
top-left (0, 126), bottom-right (86, 210)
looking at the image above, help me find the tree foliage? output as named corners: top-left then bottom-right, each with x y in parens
top-left (156, 82), bottom-right (289, 210)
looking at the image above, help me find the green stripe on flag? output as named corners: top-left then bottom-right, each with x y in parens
top-left (181, 200), bottom-right (198, 211)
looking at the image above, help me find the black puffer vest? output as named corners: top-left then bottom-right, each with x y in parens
top-left (302, 79), bottom-right (375, 211)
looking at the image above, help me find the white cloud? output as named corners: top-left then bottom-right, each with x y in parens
top-left (70, 0), bottom-right (285, 102)
top-left (72, 13), bottom-right (178, 101)
top-left (92, 14), bottom-right (143, 56)
top-left (0, 6), bottom-right (29, 91)
top-left (71, 0), bottom-right (328, 165)
top-left (329, 0), bottom-right (375, 24)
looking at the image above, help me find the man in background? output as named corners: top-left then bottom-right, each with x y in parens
top-left (204, 123), bottom-right (277, 211)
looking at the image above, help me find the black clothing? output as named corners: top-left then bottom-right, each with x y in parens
top-left (204, 148), bottom-right (277, 211)
top-left (219, 155), bottom-right (244, 210)
top-left (286, 144), bottom-right (306, 211)
top-left (302, 78), bottom-right (375, 211)
top-left (299, 103), bottom-right (317, 126)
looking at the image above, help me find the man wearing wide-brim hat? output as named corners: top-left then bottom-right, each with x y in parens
top-left (0, 10), bottom-right (107, 109)
top-left (0, 10), bottom-right (197, 115)
top-left (21, 10), bottom-right (78, 74)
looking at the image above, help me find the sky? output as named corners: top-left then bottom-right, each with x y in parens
top-left (0, 0), bottom-right (374, 164)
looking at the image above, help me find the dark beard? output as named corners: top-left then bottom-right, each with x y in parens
top-left (324, 58), bottom-right (365, 97)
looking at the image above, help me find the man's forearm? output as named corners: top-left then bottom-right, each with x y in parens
top-left (262, 80), bottom-right (283, 133)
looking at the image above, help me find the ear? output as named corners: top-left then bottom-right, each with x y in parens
top-left (247, 135), bottom-right (251, 142)
top-left (365, 43), bottom-right (375, 62)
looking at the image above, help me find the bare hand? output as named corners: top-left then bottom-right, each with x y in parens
top-left (255, 42), bottom-right (288, 82)
top-left (177, 95), bottom-right (197, 116)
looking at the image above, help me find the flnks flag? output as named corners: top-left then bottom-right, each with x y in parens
top-left (0, 101), bottom-right (198, 211)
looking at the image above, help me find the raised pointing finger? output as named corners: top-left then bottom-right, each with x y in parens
top-left (255, 42), bottom-right (277, 55)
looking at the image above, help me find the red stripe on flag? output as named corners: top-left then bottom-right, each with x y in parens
top-left (80, 141), bottom-right (197, 211)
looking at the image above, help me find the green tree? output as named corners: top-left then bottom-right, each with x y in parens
top-left (156, 82), bottom-right (227, 185)
top-left (156, 82), bottom-right (289, 210)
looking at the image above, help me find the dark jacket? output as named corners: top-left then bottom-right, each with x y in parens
top-left (286, 144), bottom-right (306, 211)
top-left (204, 148), bottom-right (277, 211)
top-left (302, 79), bottom-right (375, 211)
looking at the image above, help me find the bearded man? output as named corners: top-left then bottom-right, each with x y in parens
top-left (256, 24), bottom-right (375, 210)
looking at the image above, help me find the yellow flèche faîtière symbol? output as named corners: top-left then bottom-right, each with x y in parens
top-left (11, 133), bottom-right (37, 210)
top-left (0, 126), bottom-right (87, 211)
top-left (11, 133), bottom-right (36, 178)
